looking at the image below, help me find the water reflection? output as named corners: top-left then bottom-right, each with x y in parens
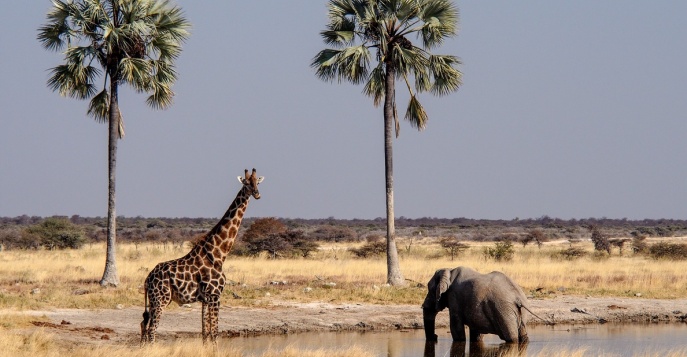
top-left (220, 324), bottom-right (687, 357)
top-left (424, 341), bottom-right (527, 357)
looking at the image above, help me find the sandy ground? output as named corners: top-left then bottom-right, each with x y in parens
top-left (6, 296), bottom-right (687, 347)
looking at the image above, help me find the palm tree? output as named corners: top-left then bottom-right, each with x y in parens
top-left (38, 0), bottom-right (190, 287)
top-left (312, 0), bottom-right (462, 285)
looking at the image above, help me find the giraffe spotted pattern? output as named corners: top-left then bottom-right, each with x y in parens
top-left (140, 169), bottom-right (264, 344)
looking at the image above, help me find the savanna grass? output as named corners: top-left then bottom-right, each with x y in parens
top-left (0, 239), bottom-right (686, 311)
top-left (0, 330), bottom-right (376, 357)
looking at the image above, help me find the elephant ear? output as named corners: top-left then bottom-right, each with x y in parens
top-left (435, 269), bottom-right (452, 310)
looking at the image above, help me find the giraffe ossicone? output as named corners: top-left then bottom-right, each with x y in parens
top-left (140, 168), bottom-right (264, 344)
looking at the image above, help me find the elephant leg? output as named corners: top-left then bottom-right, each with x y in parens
top-left (449, 342), bottom-right (467, 357)
top-left (468, 328), bottom-right (483, 343)
top-left (449, 311), bottom-right (466, 342)
top-left (518, 319), bottom-right (528, 343)
top-left (497, 308), bottom-right (521, 343)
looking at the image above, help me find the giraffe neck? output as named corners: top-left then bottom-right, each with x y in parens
top-left (200, 186), bottom-right (252, 263)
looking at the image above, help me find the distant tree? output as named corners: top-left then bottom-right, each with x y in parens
top-left (38, 0), bottom-right (190, 287)
top-left (590, 226), bottom-right (611, 254)
top-left (648, 242), bottom-right (687, 260)
top-left (521, 229), bottom-right (548, 248)
top-left (26, 217), bottom-right (87, 250)
top-left (243, 218), bottom-right (287, 242)
top-left (483, 241), bottom-right (514, 262)
top-left (350, 235), bottom-right (387, 258)
top-left (313, 0), bottom-right (462, 285)
top-left (282, 230), bottom-right (320, 258)
top-left (0, 227), bottom-right (40, 250)
top-left (239, 218), bottom-right (320, 259)
top-left (308, 226), bottom-right (358, 242)
top-left (438, 236), bottom-right (468, 260)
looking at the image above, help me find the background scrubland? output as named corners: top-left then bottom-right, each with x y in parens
top-left (1, 215), bottom-right (687, 310)
top-left (2, 215), bottom-right (687, 357)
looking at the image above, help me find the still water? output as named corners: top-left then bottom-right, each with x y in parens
top-left (221, 324), bottom-right (687, 356)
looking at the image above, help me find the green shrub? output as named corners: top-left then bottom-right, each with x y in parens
top-left (552, 247), bottom-right (587, 261)
top-left (438, 236), bottom-right (469, 260)
top-left (483, 241), bottom-right (514, 261)
top-left (0, 227), bottom-right (40, 250)
top-left (25, 218), bottom-right (86, 250)
top-left (349, 236), bottom-right (386, 258)
top-left (648, 242), bottom-right (687, 260)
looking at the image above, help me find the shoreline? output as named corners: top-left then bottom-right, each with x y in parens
top-left (7, 296), bottom-right (687, 345)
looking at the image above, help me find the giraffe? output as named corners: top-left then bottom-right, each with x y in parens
top-left (140, 168), bottom-right (264, 344)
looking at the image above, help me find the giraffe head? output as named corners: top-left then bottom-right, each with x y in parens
top-left (237, 168), bottom-right (264, 199)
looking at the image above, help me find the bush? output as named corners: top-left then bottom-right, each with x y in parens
top-left (236, 219), bottom-right (319, 259)
top-left (631, 236), bottom-right (648, 254)
top-left (349, 236), bottom-right (386, 258)
top-left (308, 226), bottom-right (358, 242)
top-left (552, 247), bottom-right (587, 260)
top-left (648, 242), bottom-right (687, 260)
top-left (242, 218), bottom-right (287, 241)
top-left (438, 236), bottom-right (469, 260)
top-left (590, 226), bottom-right (611, 254)
top-left (0, 227), bottom-right (40, 250)
top-left (521, 229), bottom-right (549, 248)
top-left (483, 241), bottom-right (514, 261)
top-left (25, 217), bottom-right (86, 250)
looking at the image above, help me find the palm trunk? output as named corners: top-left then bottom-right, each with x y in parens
top-left (100, 80), bottom-right (120, 287)
top-left (383, 64), bottom-right (405, 286)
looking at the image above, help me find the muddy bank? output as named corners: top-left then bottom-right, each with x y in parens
top-left (10, 296), bottom-right (687, 345)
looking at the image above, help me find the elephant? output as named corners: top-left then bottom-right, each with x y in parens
top-left (422, 266), bottom-right (529, 344)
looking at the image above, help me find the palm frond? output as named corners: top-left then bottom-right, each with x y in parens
top-left (37, 0), bottom-right (75, 51)
top-left (87, 88), bottom-right (110, 123)
top-left (338, 45), bottom-right (372, 84)
top-left (152, 6), bottom-right (191, 43)
top-left (312, 49), bottom-right (342, 82)
top-left (117, 107), bottom-right (125, 138)
top-left (404, 95), bottom-right (428, 131)
top-left (393, 45), bottom-right (429, 76)
top-left (418, 0), bottom-right (458, 49)
top-left (429, 54), bottom-right (462, 96)
top-left (413, 66), bottom-right (431, 93)
top-left (321, 14), bottom-right (356, 48)
top-left (146, 82), bottom-right (174, 110)
top-left (363, 64), bottom-right (386, 106)
top-left (119, 57), bottom-right (152, 89)
top-left (46, 62), bottom-right (100, 99)
top-left (312, 45), bottom-right (371, 85)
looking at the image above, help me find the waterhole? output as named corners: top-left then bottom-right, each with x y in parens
top-left (220, 323), bottom-right (687, 356)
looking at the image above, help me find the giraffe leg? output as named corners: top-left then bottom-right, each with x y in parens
top-left (145, 284), bottom-right (171, 344)
top-left (207, 294), bottom-right (221, 343)
top-left (147, 303), bottom-right (167, 343)
top-left (201, 301), bottom-right (210, 343)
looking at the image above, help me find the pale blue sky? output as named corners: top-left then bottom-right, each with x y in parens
top-left (1, 1), bottom-right (686, 220)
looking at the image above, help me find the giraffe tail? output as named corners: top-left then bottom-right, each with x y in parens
top-left (141, 280), bottom-right (150, 334)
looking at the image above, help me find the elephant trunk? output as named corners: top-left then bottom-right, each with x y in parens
top-left (423, 308), bottom-right (438, 341)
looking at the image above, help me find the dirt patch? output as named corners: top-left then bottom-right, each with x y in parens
top-left (6, 296), bottom-right (687, 347)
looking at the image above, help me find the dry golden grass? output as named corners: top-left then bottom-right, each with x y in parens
top-left (0, 330), bottom-right (375, 357)
top-left (0, 239), bottom-right (686, 311)
top-left (4, 330), bottom-right (686, 357)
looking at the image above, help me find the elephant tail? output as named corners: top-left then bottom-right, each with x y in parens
top-left (518, 302), bottom-right (555, 326)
